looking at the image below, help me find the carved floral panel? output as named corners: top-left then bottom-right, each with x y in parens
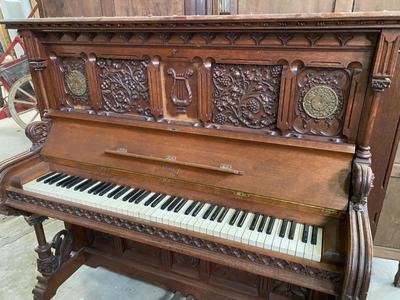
top-left (293, 68), bottom-right (350, 137)
top-left (96, 58), bottom-right (151, 116)
top-left (211, 63), bottom-right (282, 129)
top-left (61, 57), bottom-right (89, 105)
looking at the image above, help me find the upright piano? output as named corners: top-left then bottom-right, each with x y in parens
top-left (1, 13), bottom-right (399, 300)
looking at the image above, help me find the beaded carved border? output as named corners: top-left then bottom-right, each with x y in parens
top-left (7, 190), bottom-right (342, 285)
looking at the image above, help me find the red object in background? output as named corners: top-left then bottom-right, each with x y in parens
top-left (0, 4), bottom-right (37, 120)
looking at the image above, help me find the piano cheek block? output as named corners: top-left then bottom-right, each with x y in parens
top-left (3, 13), bottom-right (393, 300)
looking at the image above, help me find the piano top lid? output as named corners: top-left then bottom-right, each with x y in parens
top-left (3, 11), bottom-right (400, 31)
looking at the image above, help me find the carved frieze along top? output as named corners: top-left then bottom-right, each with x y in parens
top-left (38, 31), bottom-right (376, 50)
top-left (5, 13), bottom-right (400, 30)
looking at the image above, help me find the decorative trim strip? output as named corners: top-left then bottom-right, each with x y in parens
top-left (6, 15), bottom-right (400, 31)
top-left (7, 190), bottom-right (342, 285)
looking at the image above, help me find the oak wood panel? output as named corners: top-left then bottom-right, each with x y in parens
top-left (41, 117), bottom-right (353, 211)
top-left (237, 0), bottom-right (336, 14)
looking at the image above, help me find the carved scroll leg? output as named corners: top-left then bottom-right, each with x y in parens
top-left (25, 215), bottom-right (86, 300)
top-left (394, 261), bottom-right (400, 288)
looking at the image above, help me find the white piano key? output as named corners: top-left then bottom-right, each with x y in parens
top-left (279, 222), bottom-right (291, 254)
top-left (235, 212), bottom-right (253, 243)
top-left (271, 219), bottom-right (284, 252)
top-left (215, 208), bottom-right (235, 238)
top-left (287, 223), bottom-right (301, 256)
top-left (256, 216), bottom-right (270, 248)
top-left (312, 227), bottom-right (323, 262)
top-left (295, 224), bottom-right (306, 258)
top-left (264, 219), bottom-right (280, 250)
top-left (304, 228), bottom-right (314, 260)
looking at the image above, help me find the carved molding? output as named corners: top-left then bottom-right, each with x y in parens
top-left (61, 57), bottom-right (89, 105)
top-left (25, 119), bottom-right (51, 151)
top-left (14, 18), bottom-right (399, 32)
top-left (270, 279), bottom-right (309, 299)
top-left (29, 60), bottom-right (47, 71)
top-left (7, 191), bottom-right (342, 285)
top-left (167, 67), bottom-right (194, 114)
top-left (370, 30), bottom-right (400, 92)
top-left (96, 58), bottom-right (151, 115)
top-left (211, 63), bottom-right (282, 129)
top-left (371, 77), bottom-right (391, 92)
top-left (38, 31), bottom-right (376, 50)
top-left (351, 157), bottom-right (374, 212)
top-left (294, 68), bottom-right (350, 137)
top-left (25, 215), bottom-right (74, 277)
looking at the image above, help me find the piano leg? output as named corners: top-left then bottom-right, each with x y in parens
top-left (25, 215), bottom-right (86, 300)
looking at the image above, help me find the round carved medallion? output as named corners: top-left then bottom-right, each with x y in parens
top-left (65, 70), bottom-right (87, 97)
top-left (302, 85), bottom-right (338, 119)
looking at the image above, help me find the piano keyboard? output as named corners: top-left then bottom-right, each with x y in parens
top-left (23, 172), bottom-right (323, 262)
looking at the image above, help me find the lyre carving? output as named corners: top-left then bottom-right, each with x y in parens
top-left (167, 68), bottom-right (194, 114)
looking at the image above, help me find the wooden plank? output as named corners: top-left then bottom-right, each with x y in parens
top-left (374, 245), bottom-right (400, 260)
top-left (374, 176), bottom-right (400, 249)
top-left (334, 0), bottom-right (354, 12)
top-left (237, 0), bottom-right (335, 14)
top-left (354, 0), bottom-right (400, 12)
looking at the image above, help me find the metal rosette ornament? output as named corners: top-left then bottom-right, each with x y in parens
top-left (293, 69), bottom-right (348, 137)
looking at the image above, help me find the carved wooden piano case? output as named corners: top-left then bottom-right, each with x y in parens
top-left (1, 13), bottom-right (399, 300)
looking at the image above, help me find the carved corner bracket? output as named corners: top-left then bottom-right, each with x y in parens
top-left (29, 60), bottom-right (47, 71)
top-left (371, 77), bottom-right (391, 92)
top-left (351, 157), bottom-right (374, 212)
top-left (25, 215), bottom-right (74, 277)
top-left (25, 118), bottom-right (52, 151)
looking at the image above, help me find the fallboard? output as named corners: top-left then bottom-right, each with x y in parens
top-left (41, 114), bottom-right (354, 211)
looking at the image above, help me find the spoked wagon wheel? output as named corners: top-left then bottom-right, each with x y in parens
top-left (8, 74), bottom-right (39, 129)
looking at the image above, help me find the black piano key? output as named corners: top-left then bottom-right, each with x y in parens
top-left (107, 185), bottom-right (125, 198)
top-left (36, 171), bottom-right (57, 182)
top-left (48, 173), bottom-right (68, 185)
top-left (74, 179), bottom-right (91, 190)
top-left (66, 177), bottom-right (84, 189)
top-left (237, 211), bottom-right (248, 228)
top-left (184, 201), bottom-right (198, 215)
top-left (266, 217), bottom-right (276, 234)
top-left (202, 204), bottom-right (216, 219)
top-left (174, 198), bottom-right (188, 212)
top-left (88, 182), bottom-right (106, 194)
top-left (210, 206), bottom-right (223, 221)
top-left (94, 182), bottom-right (112, 195)
top-left (114, 186), bottom-right (130, 199)
top-left (133, 190), bottom-right (151, 203)
top-left (151, 194), bottom-right (167, 207)
top-left (249, 213), bottom-right (261, 231)
top-left (56, 175), bottom-right (74, 187)
top-left (98, 183), bottom-right (116, 196)
top-left (258, 215), bottom-right (267, 232)
top-left (161, 196), bottom-right (175, 210)
top-left (128, 189), bottom-right (146, 203)
top-left (50, 173), bottom-right (69, 185)
top-left (79, 180), bottom-right (97, 192)
top-left (167, 197), bottom-right (182, 211)
top-left (302, 224), bottom-right (310, 243)
top-left (43, 173), bottom-right (62, 184)
top-left (279, 220), bottom-right (289, 237)
top-left (122, 188), bottom-right (139, 201)
top-left (279, 219), bottom-right (289, 237)
top-left (217, 207), bottom-right (229, 223)
top-left (144, 193), bottom-right (162, 206)
top-left (229, 209), bottom-right (241, 225)
top-left (288, 221), bottom-right (297, 240)
top-left (191, 202), bottom-right (205, 217)
top-left (61, 176), bottom-right (80, 188)
top-left (311, 226), bottom-right (318, 245)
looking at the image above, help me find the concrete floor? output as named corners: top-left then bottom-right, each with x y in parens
top-left (0, 116), bottom-right (400, 300)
